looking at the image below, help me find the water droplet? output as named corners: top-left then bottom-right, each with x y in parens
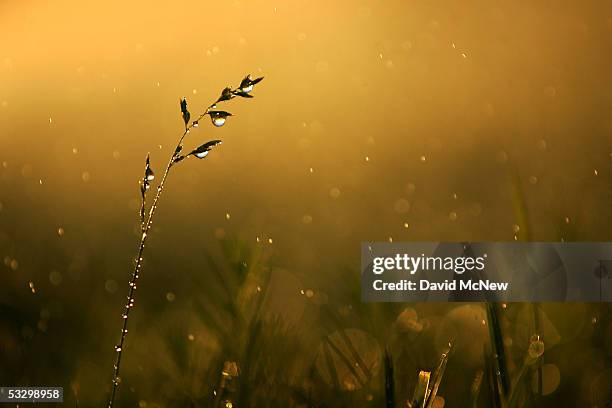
top-left (388, 237), bottom-right (393, 242)
top-left (268, 238), bottom-right (273, 244)
top-left (115, 346), bottom-right (122, 352)
top-left (594, 169), bottom-right (598, 176)
top-left (187, 333), bottom-right (195, 341)
top-left (329, 187), bottom-right (341, 198)
top-left (394, 198), bottom-right (410, 214)
top-left (57, 227), bottom-right (65, 236)
top-left (105, 279), bottom-right (118, 293)
top-left (403, 222), bottom-right (409, 229)
top-left (72, 147), bottom-right (78, 154)
top-left (194, 151), bottom-right (209, 159)
top-left (211, 116), bottom-right (227, 127)
top-left (241, 84), bottom-right (254, 93)
top-left (420, 155), bottom-right (427, 162)
top-left (225, 213), bottom-right (231, 220)
top-left (309, 167), bottom-right (314, 173)
top-left (49, 270), bottom-right (62, 285)
top-left (192, 121), bottom-right (199, 128)
top-left (365, 156), bottom-right (370, 162)
top-left (166, 292), bottom-right (175, 302)
top-left (29, 281), bottom-right (36, 293)
top-left (81, 171), bottom-right (91, 182)
top-left (305, 289), bottom-right (314, 298)
top-left (528, 335), bottom-right (545, 359)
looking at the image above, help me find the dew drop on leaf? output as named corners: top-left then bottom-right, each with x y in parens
top-left (212, 116), bottom-right (226, 127)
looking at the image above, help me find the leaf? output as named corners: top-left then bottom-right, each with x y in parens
top-left (239, 74), bottom-right (264, 91)
top-left (144, 154), bottom-right (154, 182)
top-left (239, 75), bottom-right (252, 90)
top-left (411, 371), bottom-right (431, 408)
top-left (180, 97), bottom-right (190, 126)
top-left (384, 348), bottom-right (395, 408)
top-left (233, 90), bottom-right (254, 98)
top-left (145, 166), bottom-right (154, 182)
top-left (424, 342), bottom-right (453, 408)
top-left (209, 111), bottom-right (232, 127)
top-left (208, 110), bottom-right (233, 117)
top-left (140, 154), bottom-right (153, 228)
top-left (190, 140), bottom-right (223, 159)
top-left (217, 87), bottom-right (233, 103)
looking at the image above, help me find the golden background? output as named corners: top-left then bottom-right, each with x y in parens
top-left (0, 0), bottom-right (611, 406)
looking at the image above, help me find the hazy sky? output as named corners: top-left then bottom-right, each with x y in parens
top-left (1, 2), bottom-right (611, 406)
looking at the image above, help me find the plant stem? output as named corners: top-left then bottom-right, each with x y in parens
top-left (108, 108), bottom-right (208, 407)
top-left (107, 74), bottom-right (263, 406)
top-left (108, 129), bottom-right (185, 408)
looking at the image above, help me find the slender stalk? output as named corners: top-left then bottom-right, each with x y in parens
top-left (107, 74), bottom-right (263, 407)
top-left (108, 128), bottom-right (184, 408)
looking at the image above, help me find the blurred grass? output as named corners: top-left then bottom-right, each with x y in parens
top-left (1, 233), bottom-right (612, 406)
